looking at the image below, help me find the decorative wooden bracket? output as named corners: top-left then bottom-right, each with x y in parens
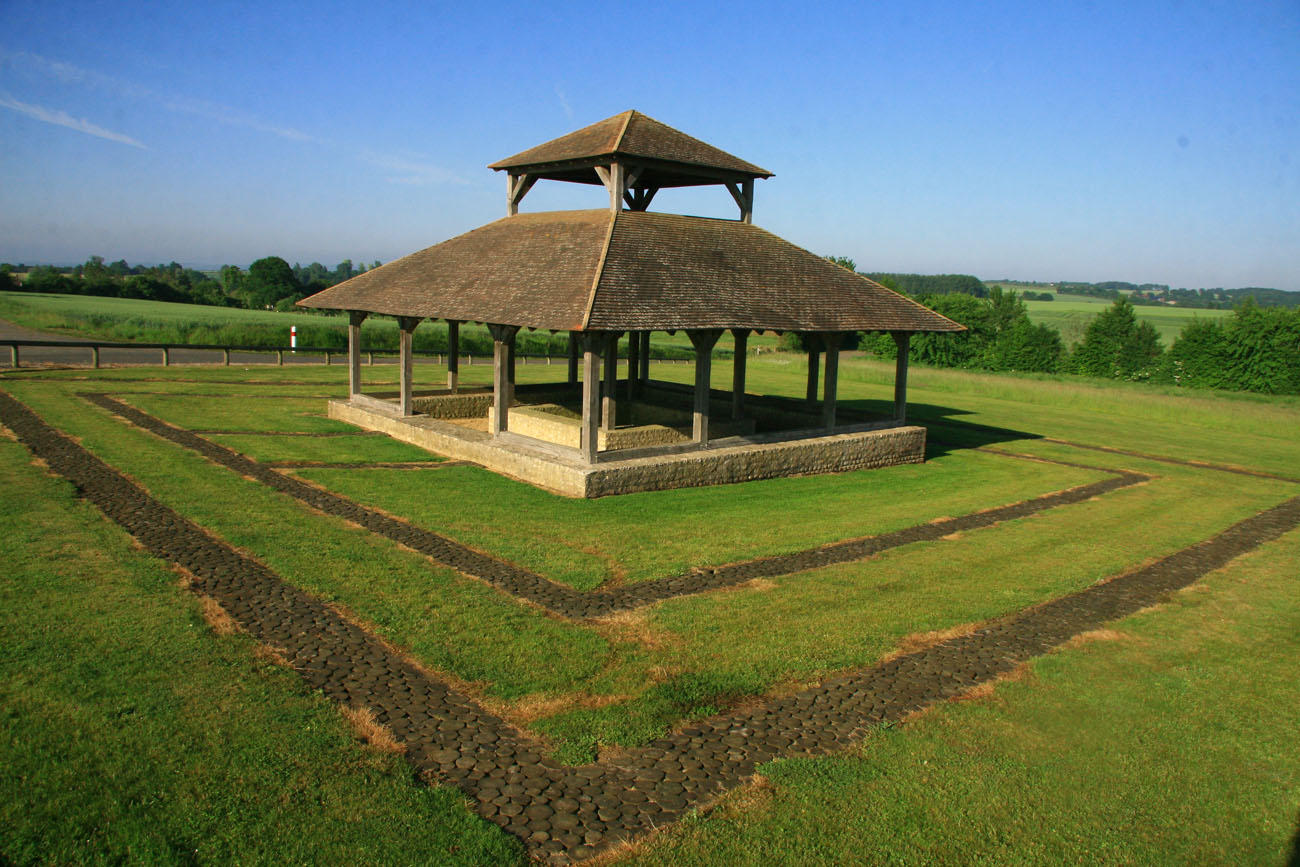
top-left (725, 178), bottom-right (755, 223)
top-left (506, 173), bottom-right (537, 216)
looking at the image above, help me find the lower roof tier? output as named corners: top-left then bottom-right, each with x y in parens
top-left (298, 209), bottom-right (964, 335)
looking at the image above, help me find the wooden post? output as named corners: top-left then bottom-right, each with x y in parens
top-left (580, 335), bottom-right (602, 463)
top-left (506, 335), bottom-right (516, 405)
top-left (9, 345), bottom-right (16, 368)
top-left (805, 337), bottom-right (820, 402)
top-left (325, 351), bottom-right (331, 366)
top-left (487, 324), bottom-right (519, 435)
top-left (162, 346), bottom-right (169, 366)
top-left (221, 348), bottom-right (229, 366)
top-left (397, 316), bottom-right (420, 416)
top-left (626, 332), bottom-right (640, 401)
top-left (688, 329), bottom-right (722, 444)
top-left (731, 328), bottom-right (749, 419)
top-left (822, 333), bottom-right (842, 431)
top-left (348, 311), bottom-right (368, 397)
top-left (567, 332), bottom-right (579, 385)
top-left (446, 320), bottom-right (460, 392)
top-left (277, 349), bottom-right (283, 366)
top-left (601, 332), bottom-right (619, 430)
top-left (893, 332), bottom-right (911, 422)
top-left (639, 332), bottom-right (650, 381)
top-left (92, 346), bottom-right (100, 369)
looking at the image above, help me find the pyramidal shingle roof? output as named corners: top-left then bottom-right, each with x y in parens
top-left (298, 209), bottom-right (963, 335)
top-left (488, 110), bottom-right (772, 178)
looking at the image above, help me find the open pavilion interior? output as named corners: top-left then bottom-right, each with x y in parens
top-left (299, 110), bottom-right (962, 497)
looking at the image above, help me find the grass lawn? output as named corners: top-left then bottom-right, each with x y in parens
top-left (2, 355), bottom-right (1298, 864)
top-left (1021, 293), bottom-right (1231, 346)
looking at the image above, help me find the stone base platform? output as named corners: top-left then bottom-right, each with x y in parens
top-left (329, 395), bottom-right (927, 498)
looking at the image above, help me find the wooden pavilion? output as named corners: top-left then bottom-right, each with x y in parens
top-left (299, 111), bottom-right (963, 495)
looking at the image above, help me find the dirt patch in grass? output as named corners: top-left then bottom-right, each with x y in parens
top-left (340, 705), bottom-right (406, 754)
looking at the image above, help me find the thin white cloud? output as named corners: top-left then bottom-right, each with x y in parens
top-left (358, 150), bottom-right (469, 186)
top-left (4, 49), bottom-right (313, 142)
top-left (0, 93), bottom-right (145, 148)
top-left (4, 48), bottom-right (466, 185)
top-left (555, 85), bottom-right (574, 120)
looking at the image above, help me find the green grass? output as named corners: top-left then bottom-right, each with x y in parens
top-left (0, 436), bottom-right (523, 866)
top-left (1022, 293), bottom-right (1231, 346)
top-left (3, 358), bottom-right (1299, 863)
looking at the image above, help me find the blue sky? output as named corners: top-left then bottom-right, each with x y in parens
top-left (1, 0), bottom-right (1296, 290)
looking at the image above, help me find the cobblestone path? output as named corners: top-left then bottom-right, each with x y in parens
top-left (5, 388), bottom-right (1299, 863)
top-left (84, 392), bottom-right (1149, 618)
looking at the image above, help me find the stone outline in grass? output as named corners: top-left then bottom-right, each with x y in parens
top-left (5, 387), bottom-right (1298, 863)
top-left (81, 392), bottom-right (1151, 619)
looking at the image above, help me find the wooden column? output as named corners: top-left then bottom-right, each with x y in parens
top-left (487, 324), bottom-right (519, 435)
top-left (446, 320), bottom-right (460, 392)
top-left (397, 316), bottom-right (421, 416)
top-left (805, 337), bottom-right (821, 402)
top-left (601, 332), bottom-right (620, 430)
top-left (580, 334), bottom-right (602, 463)
top-left (626, 332), bottom-right (640, 401)
top-left (348, 311), bottom-right (368, 397)
top-left (893, 332), bottom-right (911, 422)
top-left (567, 332), bottom-right (579, 385)
top-left (638, 331), bottom-right (651, 381)
top-left (506, 334), bottom-right (517, 405)
top-left (731, 328), bottom-right (749, 419)
top-left (822, 333), bottom-right (843, 431)
top-left (689, 329), bottom-right (723, 444)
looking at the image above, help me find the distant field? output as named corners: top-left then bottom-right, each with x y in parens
top-left (1022, 292), bottom-right (1230, 346)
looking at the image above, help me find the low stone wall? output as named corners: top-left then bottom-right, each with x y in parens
top-left (329, 397), bottom-right (927, 498)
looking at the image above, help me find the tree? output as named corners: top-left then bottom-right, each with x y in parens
top-left (825, 255), bottom-right (857, 272)
top-left (244, 256), bottom-right (300, 309)
top-left (1070, 296), bottom-right (1162, 378)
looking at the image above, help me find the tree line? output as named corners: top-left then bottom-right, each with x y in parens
top-left (0, 256), bottom-right (380, 312)
top-left (845, 262), bottom-right (1300, 396)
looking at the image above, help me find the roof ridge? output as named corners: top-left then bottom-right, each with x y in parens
top-left (580, 210), bottom-right (619, 330)
top-left (610, 110), bottom-right (636, 154)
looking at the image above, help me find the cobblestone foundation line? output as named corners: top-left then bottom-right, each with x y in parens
top-left (84, 393), bottom-right (1149, 618)
top-left (5, 388), bottom-right (1299, 862)
top-left (267, 460), bottom-right (466, 470)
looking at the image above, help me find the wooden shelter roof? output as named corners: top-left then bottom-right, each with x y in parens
top-left (488, 110), bottom-right (772, 188)
top-left (298, 209), bottom-right (964, 335)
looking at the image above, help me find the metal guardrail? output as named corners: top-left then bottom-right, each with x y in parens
top-left (1, 339), bottom-right (700, 369)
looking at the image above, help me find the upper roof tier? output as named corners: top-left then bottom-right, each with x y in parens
top-left (488, 110), bottom-right (772, 189)
top-left (298, 209), bottom-right (963, 335)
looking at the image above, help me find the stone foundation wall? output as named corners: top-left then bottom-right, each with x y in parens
top-left (330, 397), bottom-right (926, 498)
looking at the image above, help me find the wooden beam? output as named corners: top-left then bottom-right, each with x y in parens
top-left (731, 328), bottom-right (749, 419)
top-left (487, 324), bottom-right (519, 435)
top-left (688, 329), bottom-right (723, 444)
top-left (580, 334), bottom-right (602, 463)
top-left (638, 331), bottom-right (650, 381)
top-left (601, 332), bottom-right (620, 430)
top-left (348, 310), bottom-right (368, 397)
top-left (805, 337), bottom-right (821, 403)
top-left (893, 332), bottom-right (911, 422)
top-left (567, 331), bottom-right (579, 385)
top-left (822, 333), bottom-right (842, 431)
top-left (446, 320), bottom-right (460, 392)
top-left (740, 177), bottom-right (754, 223)
top-left (506, 173), bottom-right (536, 216)
top-left (608, 162), bottom-right (625, 212)
top-left (397, 316), bottom-right (421, 416)
top-left (626, 330), bottom-right (640, 401)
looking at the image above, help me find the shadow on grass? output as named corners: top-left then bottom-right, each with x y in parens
top-left (838, 398), bottom-right (1045, 460)
top-left (1288, 809), bottom-right (1300, 867)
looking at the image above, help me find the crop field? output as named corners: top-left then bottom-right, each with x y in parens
top-left (1019, 293), bottom-right (1231, 346)
top-left (2, 355), bottom-right (1298, 865)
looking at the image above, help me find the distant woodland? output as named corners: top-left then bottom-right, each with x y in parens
top-left (0, 256), bottom-right (377, 312)
top-left (3, 254), bottom-right (1298, 395)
